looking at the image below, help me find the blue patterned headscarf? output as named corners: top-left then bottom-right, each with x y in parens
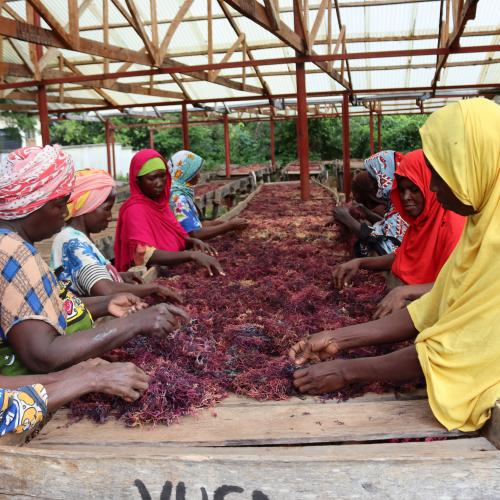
top-left (167, 150), bottom-right (204, 202)
top-left (364, 150), bottom-right (404, 203)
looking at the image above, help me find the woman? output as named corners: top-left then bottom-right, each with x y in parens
top-left (290, 98), bottom-right (500, 432)
top-left (0, 145), bottom-right (188, 376)
top-left (332, 151), bottom-right (407, 257)
top-left (168, 150), bottom-right (248, 240)
top-left (51, 168), bottom-right (181, 302)
top-left (114, 149), bottom-right (224, 276)
top-left (333, 149), bottom-right (465, 318)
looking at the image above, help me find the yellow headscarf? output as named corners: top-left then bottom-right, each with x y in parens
top-left (408, 98), bottom-right (500, 431)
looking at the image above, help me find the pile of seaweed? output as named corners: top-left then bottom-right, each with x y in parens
top-left (70, 184), bottom-right (417, 426)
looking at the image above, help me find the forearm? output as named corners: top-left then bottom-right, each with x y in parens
top-left (334, 307), bottom-right (417, 350)
top-left (358, 253), bottom-right (395, 271)
top-left (363, 209), bottom-right (384, 224)
top-left (148, 249), bottom-right (195, 267)
top-left (43, 371), bottom-right (99, 411)
top-left (81, 296), bottom-right (112, 318)
top-left (0, 373), bottom-right (61, 389)
top-left (90, 279), bottom-right (154, 298)
top-left (31, 318), bottom-right (141, 372)
top-left (189, 222), bottom-right (233, 240)
top-left (401, 283), bottom-right (433, 301)
top-left (202, 219), bottom-right (225, 227)
top-left (343, 345), bottom-right (422, 385)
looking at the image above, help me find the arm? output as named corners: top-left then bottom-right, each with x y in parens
top-left (81, 296), bottom-right (114, 319)
top-left (373, 283), bottom-right (433, 319)
top-left (332, 207), bottom-right (362, 236)
top-left (7, 303), bottom-right (189, 373)
top-left (289, 307), bottom-right (417, 365)
top-left (89, 279), bottom-right (182, 303)
top-left (359, 206), bottom-right (384, 224)
top-left (148, 249), bottom-right (224, 276)
top-left (332, 253), bottom-right (395, 289)
top-left (189, 218), bottom-right (248, 241)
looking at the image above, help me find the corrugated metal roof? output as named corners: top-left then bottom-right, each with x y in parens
top-left (0, 0), bottom-right (497, 118)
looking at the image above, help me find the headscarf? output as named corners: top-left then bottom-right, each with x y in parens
top-left (363, 150), bottom-right (408, 254)
top-left (0, 145), bottom-right (75, 220)
top-left (364, 150), bottom-right (405, 204)
top-left (167, 150), bottom-right (204, 202)
top-left (390, 149), bottom-right (465, 284)
top-left (408, 98), bottom-right (500, 431)
top-left (114, 149), bottom-right (187, 272)
top-left (66, 169), bottom-right (115, 219)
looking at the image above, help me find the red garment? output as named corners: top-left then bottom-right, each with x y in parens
top-left (114, 149), bottom-right (187, 271)
top-left (391, 149), bottom-right (465, 285)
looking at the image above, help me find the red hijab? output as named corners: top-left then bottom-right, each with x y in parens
top-left (114, 149), bottom-right (187, 271)
top-left (391, 149), bottom-right (465, 285)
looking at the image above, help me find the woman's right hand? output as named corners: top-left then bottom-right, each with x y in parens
top-left (90, 360), bottom-right (149, 402)
top-left (332, 259), bottom-right (361, 289)
top-left (191, 251), bottom-right (225, 277)
top-left (289, 330), bottom-right (341, 366)
top-left (131, 303), bottom-right (190, 337)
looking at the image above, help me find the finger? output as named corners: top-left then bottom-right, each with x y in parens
top-left (122, 388), bottom-right (141, 402)
top-left (164, 304), bottom-right (190, 322)
top-left (293, 368), bottom-right (309, 380)
top-left (211, 261), bottom-right (225, 276)
top-left (288, 342), bottom-right (302, 361)
top-left (344, 268), bottom-right (358, 285)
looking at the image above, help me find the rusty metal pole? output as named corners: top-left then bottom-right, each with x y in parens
top-left (270, 116), bottom-right (276, 168)
top-left (369, 107), bottom-right (374, 155)
top-left (33, 11), bottom-right (50, 146)
top-left (294, 2), bottom-right (310, 201)
top-left (105, 120), bottom-right (112, 175)
top-left (224, 113), bottom-right (231, 178)
top-left (342, 93), bottom-right (351, 200)
top-left (377, 112), bottom-right (382, 151)
top-left (149, 128), bottom-right (155, 149)
top-left (110, 127), bottom-right (117, 180)
top-left (181, 102), bottom-right (190, 149)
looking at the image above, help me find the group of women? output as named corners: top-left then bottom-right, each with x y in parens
top-left (0, 97), bottom-right (497, 437)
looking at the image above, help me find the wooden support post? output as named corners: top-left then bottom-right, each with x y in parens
top-left (182, 102), bottom-right (190, 149)
top-left (224, 113), bottom-right (231, 178)
top-left (377, 111), bottom-right (382, 151)
top-left (110, 128), bottom-right (117, 180)
top-left (369, 106), bottom-right (374, 155)
top-left (294, 1), bottom-right (310, 201)
top-left (105, 120), bottom-right (112, 175)
top-left (37, 84), bottom-right (50, 146)
top-left (270, 116), bottom-right (276, 167)
top-left (149, 128), bottom-right (155, 149)
top-left (342, 93), bottom-right (351, 200)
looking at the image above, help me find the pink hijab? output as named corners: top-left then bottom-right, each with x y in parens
top-left (114, 149), bottom-right (187, 271)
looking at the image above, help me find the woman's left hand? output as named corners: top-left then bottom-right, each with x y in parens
top-left (120, 271), bottom-right (144, 284)
top-left (187, 237), bottom-right (218, 256)
top-left (332, 206), bottom-right (353, 226)
top-left (292, 359), bottom-right (349, 395)
top-left (373, 287), bottom-right (408, 319)
top-left (107, 293), bottom-right (148, 317)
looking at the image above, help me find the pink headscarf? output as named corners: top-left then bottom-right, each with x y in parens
top-left (67, 169), bottom-right (115, 219)
top-left (114, 149), bottom-right (187, 271)
top-left (0, 145), bottom-right (75, 220)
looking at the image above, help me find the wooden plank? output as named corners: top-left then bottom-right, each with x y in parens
top-left (32, 399), bottom-right (468, 448)
top-left (483, 401), bottom-right (500, 450)
top-left (219, 183), bottom-right (263, 220)
top-left (2, 439), bottom-right (497, 499)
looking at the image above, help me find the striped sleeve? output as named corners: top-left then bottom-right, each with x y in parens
top-left (78, 264), bottom-right (113, 295)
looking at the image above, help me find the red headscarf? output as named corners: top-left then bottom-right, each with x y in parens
top-left (391, 149), bottom-right (465, 285)
top-left (114, 149), bottom-right (187, 271)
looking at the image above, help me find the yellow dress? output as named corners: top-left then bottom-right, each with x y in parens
top-left (408, 98), bottom-right (500, 431)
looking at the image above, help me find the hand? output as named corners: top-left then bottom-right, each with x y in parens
top-left (373, 287), bottom-right (408, 319)
top-left (152, 284), bottom-right (183, 304)
top-left (332, 206), bottom-right (353, 226)
top-left (191, 251), bottom-right (225, 277)
top-left (289, 330), bottom-right (340, 366)
top-left (332, 259), bottom-right (361, 289)
top-left (107, 293), bottom-right (148, 318)
top-left (229, 218), bottom-right (249, 231)
top-left (91, 361), bottom-right (149, 402)
top-left (132, 303), bottom-right (190, 337)
top-left (120, 271), bottom-right (144, 285)
top-left (187, 237), bottom-right (218, 256)
top-left (293, 359), bottom-right (349, 395)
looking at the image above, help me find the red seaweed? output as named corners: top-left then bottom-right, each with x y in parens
top-left (70, 183), bottom-right (420, 426)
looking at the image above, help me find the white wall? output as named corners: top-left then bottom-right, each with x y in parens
top-left (56, 143), bottom-right (136, 178)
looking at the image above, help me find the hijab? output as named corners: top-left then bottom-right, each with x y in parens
top-left (391, 149), bottom-right (465, 284)
top-left (408, 98), bottom-right (500, 431)
top-left (167, 150), bottom-right (204, 202)
top-left (114, 149), bottom-right (187, 271)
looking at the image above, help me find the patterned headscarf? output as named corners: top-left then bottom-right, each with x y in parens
top-left (364, 150), bottom-right (404, 203)
top-left (0, 145), bottom-right (75, 220)
top-left (67, 169), bottom-right (115, 219)
top-left (167, 150), bottom-right (204, 202)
